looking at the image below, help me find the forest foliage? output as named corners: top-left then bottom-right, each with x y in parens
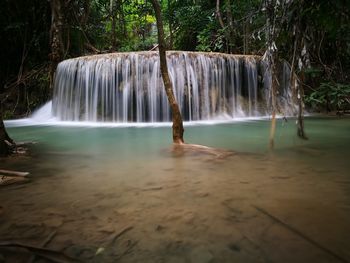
top-left (1, 0), bottom-right (349, 118)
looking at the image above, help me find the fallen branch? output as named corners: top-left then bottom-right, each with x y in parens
top-left (0, 241), bottom-right (81, 263)
top-left (253, 205), bottom-right (349, 263)
top-left (0, 169), bottom-right (29, 177)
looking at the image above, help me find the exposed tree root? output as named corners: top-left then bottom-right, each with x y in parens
top-left (171, 143), bottom-right (235, 160)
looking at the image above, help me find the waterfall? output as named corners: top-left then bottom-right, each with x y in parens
top-left (52, 51), bottom-right (295, 122)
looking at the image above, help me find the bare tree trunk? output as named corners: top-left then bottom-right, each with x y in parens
top-left (150, 0), bottom-right (184, 144)
top-left (216, 0), bottom-right (225, 29)
top-left (110, 0), bottom-right (117, 51)
top-left (168, 0), bottom-right (174, 49)
top-left (291, 57), bottom-right (308, 141)
top-left (297, 72), bottom-right (308, 139)
top-left (265, 0), bottom-right (278, 149)
top-left (216, 0), bottom-right (230, 53)
top-left (225, 0), bottom-right (234, 53)
top-left (0, 107), bottom-right (14, 156)
top-left (268, 51), bottom-right (278, 149)
top-left (49, 0), bottom-right (65, 90)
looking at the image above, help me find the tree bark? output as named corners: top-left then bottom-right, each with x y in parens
top-left (265, 0), bottom-right (278, 149)
top-left (290, 3), bottom-right (307, 140)
top-left (216, 0), bottom-right (225, 30)
top-left (297, 72), bottom-right (308, 139)
top-left (225, 0), bottom-right (234, 53)
top-left (168, 0), bottom-right (174, 49)
top-left (110, 0), bottom-right (117, 51)
top-left (150, 0), bottom-right (184, 144)
top-left (49, 0), bottom-right (65, 90)
top-left (0, 108), bottom-right (14, 156)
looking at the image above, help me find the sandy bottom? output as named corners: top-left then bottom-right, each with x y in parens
top-left (1, 120), bottom-right (350, 263)
top-left (0, 118), bottom-right (350, 263)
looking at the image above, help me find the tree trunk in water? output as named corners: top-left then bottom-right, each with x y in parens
top-left (269, 65), bottom-right (278, 149)
top-left (297, 73), bottom-right (308, 139)
top-left (265, 0), bottom-right (278, 149)
top-left (150, 0), bottom-right (184, 144)
top-left (49, 0), bottom-right (65, 90)
top-left (0, 109), bottom-right (14, 156)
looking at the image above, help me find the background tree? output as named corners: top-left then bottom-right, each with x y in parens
top-left (49, 0), bottom-right (65, 89)
top-left (0, 0), bottom-right (348, 122)
top-left (150, 0), bottom-right (184, 144)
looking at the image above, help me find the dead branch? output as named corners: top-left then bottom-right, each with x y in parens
top-left (0, 170), bottom-right (29, 177)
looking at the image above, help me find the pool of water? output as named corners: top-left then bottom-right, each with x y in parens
top-left (1, 117), bottom-right (350, 262)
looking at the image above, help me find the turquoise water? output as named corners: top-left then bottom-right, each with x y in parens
top-left (5, 116), bottom-right (350, 167)
top-left (1, 117), bottom-right (350, 262)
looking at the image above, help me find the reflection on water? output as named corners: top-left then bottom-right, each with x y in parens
top-left (1, 117), bottom-right (350, 262)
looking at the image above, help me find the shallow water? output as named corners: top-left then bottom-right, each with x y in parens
top-left (1, 117), bottom-right (350, 263)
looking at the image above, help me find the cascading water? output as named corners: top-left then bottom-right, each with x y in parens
top-left (52, 51), bottom-right (295, 123)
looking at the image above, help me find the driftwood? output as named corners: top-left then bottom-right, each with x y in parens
top-left (0, 169), bottom-right (30, 186)
top-left (0, 241), bottom-right (81, 263)
top-left (0, 169), bottom-right (29, 177)
top-left (254, 205), bottom-right (349, 263)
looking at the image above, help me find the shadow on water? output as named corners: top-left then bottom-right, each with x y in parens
top-left (1, 117), bottom-right (350, 262)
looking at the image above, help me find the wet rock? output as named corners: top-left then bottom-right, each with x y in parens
top-left (190, 247), bottom-right (214, 263)
top-left (80, 247), bottom-right (96, 259)
top-left (65, 245), bottom-right (85, 258)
